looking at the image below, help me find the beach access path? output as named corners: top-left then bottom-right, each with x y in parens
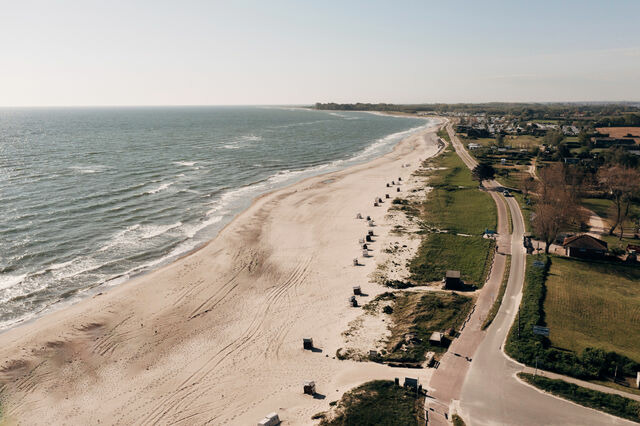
top-left (0, 123), bottom-right (441, 425)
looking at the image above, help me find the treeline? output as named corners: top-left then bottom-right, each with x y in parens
top-left (313, 102), bottom-right (640, 122)
top-left (505, 256), bottom-right (640, 381)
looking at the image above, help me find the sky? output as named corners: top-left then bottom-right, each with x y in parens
top-left (1, 0), bottom-right (639, 106)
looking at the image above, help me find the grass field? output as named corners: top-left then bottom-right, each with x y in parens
top-left (423, 149), bottom-right (497, 234)
top-left (544, 256), bottom-right (640, 361)
top-left (383, 291), bottom-right (473, 362)
top-left (582, 198), bottom-right (614, 224)
top-left (319, 380), bottom-right (423, 425)
top-left (410, 233), bottom-right (494, 286)
top-left (518, 373), bottom-right (640, 423)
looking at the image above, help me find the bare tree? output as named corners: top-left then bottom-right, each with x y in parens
top-left (533, 164), bottom-right (585, 253)
top-left (519, 175), bottom-right (536, 198)
top-left (597, 166), bottom-right (640, 237)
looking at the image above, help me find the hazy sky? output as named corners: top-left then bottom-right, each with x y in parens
top-left (1, 0), bottom-right (639, 106)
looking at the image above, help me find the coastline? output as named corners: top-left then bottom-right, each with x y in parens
top-left (0, 114), bottom-right (433, 333)
top-left (0, 118), bottom-right (443, 425)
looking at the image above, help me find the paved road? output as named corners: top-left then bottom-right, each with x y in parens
top-left (447, 123), bottom-right (636, 426)
top-left (425, 126), bottom-right (510, 425)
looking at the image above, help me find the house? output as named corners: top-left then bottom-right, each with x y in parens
top-left (591, 137), bottom-right (636, 149)
top-left (444, 270), bottom-right (461, 288)
top-left (562, 234), bottom-right (608, 259)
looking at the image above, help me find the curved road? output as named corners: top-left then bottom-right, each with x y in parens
top-left (446, 123), bottom-right (635, 426)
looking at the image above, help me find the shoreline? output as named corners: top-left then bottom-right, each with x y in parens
top-left (0, 118), bottom-right (443, 425)
top-left (0, 115), bottom-right (434, 334)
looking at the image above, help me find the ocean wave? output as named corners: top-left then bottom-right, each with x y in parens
top-left (174, 161), bottom-right (197, 167)
top-left (69, 165), bottom-right (107, 174)
top-left (141, 222), bottom-right (183, 240)
top-left (0, 274), bottom-right (27, 291)
top-left (146, 182), bottom-right (173, 194)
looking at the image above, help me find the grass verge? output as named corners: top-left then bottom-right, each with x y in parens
top-left (482, 254), bottom-right (511, 330)
top-left (518, 373), bottom-right (640, 423)
top-left (318, 380), bottom-right (424, 425)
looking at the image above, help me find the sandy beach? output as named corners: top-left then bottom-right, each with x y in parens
top-left (0, 120), bottom-right (442, 425)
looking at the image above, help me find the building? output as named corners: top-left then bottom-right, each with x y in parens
top-left (591, 137), bottom-right (636, 149)
top-left (562, 234), bottom-right (608, 259)
top-left (444, 270), bottom-right (461, 288)
top-left (429, 332), bottom-right (443, 346)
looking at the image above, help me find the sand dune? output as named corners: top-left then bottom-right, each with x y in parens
top-left (0, 121), bottom-right (442, 425)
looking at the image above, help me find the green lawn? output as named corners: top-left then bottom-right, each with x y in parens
top-left (410, 233), bottom-right (494, 286)
top-left (319, 380), bottom-right (423, 425)
top-left (545, 256), bottom-right (640, 361)
top-left (423, 149), bottom-right (497, 235)
top-left (423, 188), bottom-right (497, 235)
top-left (581, 198), bottom-right (614, 223)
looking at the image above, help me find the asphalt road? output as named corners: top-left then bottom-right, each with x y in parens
top-left (447, 124), bottom-right (636, 426)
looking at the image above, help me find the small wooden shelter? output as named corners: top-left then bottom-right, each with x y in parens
top-left (429, 332), bottom-right (443, 346)
top-left (353, 286), bottom-right (362, 295)
top-left (257, 412), bottom-right (281, 426)
top-left (445, 270), bottom-right (461, 288)
top-left (303, 381), bottom-right (316, 395)
top-left (303, 338), bottom-right (313, 350)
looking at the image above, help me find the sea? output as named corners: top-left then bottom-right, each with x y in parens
top-left (0, 106), bottom-right (435, 330)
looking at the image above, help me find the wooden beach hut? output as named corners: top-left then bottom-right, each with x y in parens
top-left (353, 286), bottom-right (361, 295)
top-left (429, 332), bottom-right (443, 346)
top-left (303, 338), bottom-right (313, 350)
top-left (303, 381), bottom-right (316, 395)
top-left (257, 413), bottom-right (281, 426)
top-left (444, 270), bottom-right (461, 288)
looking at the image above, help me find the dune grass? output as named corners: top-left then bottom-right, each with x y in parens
top-left (544, 256), bottom-right (640, 361)
top-left (518, 373), bottom-right (640, 423)
top-left (382, 292), bottom-right (473, 363)
top-left (319, 380), bottom-right (424, 426)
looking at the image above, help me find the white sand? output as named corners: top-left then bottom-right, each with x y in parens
top-left (0, 121), bottom-right (442, 425)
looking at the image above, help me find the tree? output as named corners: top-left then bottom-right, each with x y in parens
top-left (472, 163), bottom-right (495, 186)
top-left (533, 164), bottom-right (585, 253)
top-left (544, 129), bottom-right (565, 146)
top-left (597, 166), bottom-right (640, 238)
top-left (520, 175), bottom-right (536, 198)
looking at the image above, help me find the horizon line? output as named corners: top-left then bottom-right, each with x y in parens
top-left (1, 100), bottom-right (640, 108)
